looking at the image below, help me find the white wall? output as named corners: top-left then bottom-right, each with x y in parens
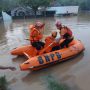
top-left (47, 6), bottom-right (79, 15)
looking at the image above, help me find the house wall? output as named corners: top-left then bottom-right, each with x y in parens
top-left (46, 6), bottom-right (79, 15)
top-left (11, 6), bottom-right (79, 17)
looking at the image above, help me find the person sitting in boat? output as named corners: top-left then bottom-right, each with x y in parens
top-left (44, 31), bottom-right (59, 53)
top-left (55, 21), bottom-right (74, 48)
top-left (29, 21), bottom-right (45, 51)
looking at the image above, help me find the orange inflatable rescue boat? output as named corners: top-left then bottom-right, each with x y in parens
top-left (11, 40), bottom-right (85, 71)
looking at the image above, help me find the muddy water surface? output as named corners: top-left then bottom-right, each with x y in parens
top-left (0, 13), bottom-right (90, 90)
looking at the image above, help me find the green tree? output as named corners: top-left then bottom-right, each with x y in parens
top-left (0, 0), bottom-right (19, 12)
top-left (20, 0), bottom-right (53, 16)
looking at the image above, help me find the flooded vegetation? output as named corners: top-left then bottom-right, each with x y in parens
top-left (0, 76), bottom-right (8, 90)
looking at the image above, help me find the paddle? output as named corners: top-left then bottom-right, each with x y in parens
top-left (39, 38), bottom-right (60, 55)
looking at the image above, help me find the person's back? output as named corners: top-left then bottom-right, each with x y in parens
top-left (45, 36), bottom-right (55, 47)
top-left (44, 31), bottom-right (59, 53)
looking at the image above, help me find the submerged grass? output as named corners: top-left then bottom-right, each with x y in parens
top-left (0, 76), bottom-right (8, 90)
top-left (43, 75), bottom-right (69, 90)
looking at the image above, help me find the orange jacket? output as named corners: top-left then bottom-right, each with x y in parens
top-left (45, 36), bottom-right (55, 46)
top-left (29, 26), bottom-right (43, 42)
top-left (44, 36), bottom-right (59, 53)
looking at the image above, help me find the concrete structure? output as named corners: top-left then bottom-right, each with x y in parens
top-left (11, 6), bottom-right (79, 17)
top-left (11, 7), bottom-right (34, 17)
top-left (11, 7), bottom-right (42, 17)
top-left (46, 6), bottom-right (79, 15)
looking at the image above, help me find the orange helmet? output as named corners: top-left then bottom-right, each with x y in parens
top-left (55, 21), bottom-right (62, 28)
top-left (35, 21), bottom-right (45, 29)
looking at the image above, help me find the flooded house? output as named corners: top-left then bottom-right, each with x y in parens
top-left (46, 6), bottom-right (79, 16)
top-left (10, 0), bottom-right (79, 18)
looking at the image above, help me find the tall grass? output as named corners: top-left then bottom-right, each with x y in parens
top-left (0, 76), bottom-right (8, 90)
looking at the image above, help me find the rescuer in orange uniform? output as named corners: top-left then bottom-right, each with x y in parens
top-left (55, 21), bottom-right (74, 48)
top-left (29, 22), bottom-right (45, 50)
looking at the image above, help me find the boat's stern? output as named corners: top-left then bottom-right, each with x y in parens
top-left (11, 45), bottom-right (31, 55)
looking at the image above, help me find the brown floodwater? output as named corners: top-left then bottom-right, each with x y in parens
top-left (0, 12), bottom-right (90, 90)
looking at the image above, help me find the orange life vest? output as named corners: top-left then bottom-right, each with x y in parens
top-left (45, 36), bottom-right (54, 45)
top-left (30, 27), bottom-right (43, 43)
top-left (44, 36), bottom-right (59, 53)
